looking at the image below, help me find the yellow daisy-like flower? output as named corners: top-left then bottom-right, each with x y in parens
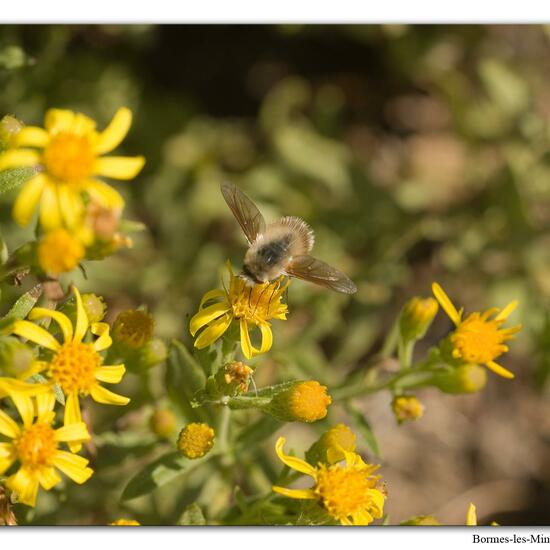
top-left (0, 392), bottom-right (93, 507)
top-left (37, 228), bottom-right (85, 274)
top-left (432, 283), bottom-right (522, 379)
top-left (10, 286), bottom-right (129, 451)
top-left (190, 262), bottom-right (290, 360)
top-left (272, 437), bottom-right (385, 526)
top-left (0, 107), bottom-right (145, 229)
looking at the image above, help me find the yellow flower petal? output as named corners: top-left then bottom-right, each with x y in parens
top-left (0, 444), bottom-right (16, 475)
top-left (351, 510), bottom-right (373, 526)
top-left (466, 503), bottom-right (477, 526)
top-left (199, 289), bottom-right (226, 309)
top-left (272, 486), bottom-right (317, 500)
top-left (432, 282), bottom-right (462, 326)
top-left (258, 322), bottom-right (273, 355)
top-left (274, 437), bottom-right (317, 477)
top-left (52, 450), bottom-right (93, 484)
top-left (55, 422), bottom-right (90, 443)
top-left (15, 126), bottom-right (49, 148)
top-left (45, 109), bottom-right (75, 133)
top-left (0, 149), bottom-right (40, 171)
top-left (10, 392), bottom-right (34, 429)
top-left (84, 178), bottom-right (125, 210)
top-left (495, 300), bottom-right (519, 322)
top-left (240, 318), bottom-right (253, 360)
top-left (38, 466), bottom-right (61, 490)
top-left (12, 174), bottom-right (46, 226)
top-left (39, 181), bottom-right (62, 229)
top-left (7, 466), bottom-right (39, 507)
top-left (486, 361), bottom-right (514, 379)
top-left (95, 365), bottom-right (125, 384)
top-left (90, 384), bottom-right (130, 406)
top-left (190, 302), bottom-right (231, 336)
top-left (64, 392), bottom-right (82, 453)
top-left (57, 184), bottom-right (84, 228)
top-left (36, 391), bottom-right (56, 423)
top-left (11, 320), bottom-right (60, 351)
top-left (72, 286), bottom-right (89, 344)
top-left (95, 107), bottom-right (132, 155)
top-left (28, 307), bottom-right (73, 343)
top-left (94, 156), bottom-right (145, 180)
top-left (91, 322), bottom-right (112, 351)
top-left (193, 313), bottom-right (232, 349)
top-left (0, 409), bottom-right (20, 439)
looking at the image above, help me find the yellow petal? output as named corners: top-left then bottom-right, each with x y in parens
top-left (274, 437), bottom-right (317, 477)
top-left (189, 301), bottom-right (231, 336)
top-left (351, 510), bottom-right (373, 526)
top-left (95, 365), bottom-right (125, 384)
top-left (28, 307), bottom-right (73, 343)
top-left (36, 391), bottom-right (56, 422)
top-left (15, 127), bottom-right (49, 148)
top-left (39, 181), bottom-right (63, 229)
top-left (55, 422), bottom-right (90, 443)
top-left (0, 444), bottom-right (16, 475)
top-left (258, 322), bottom-right (273, 355)
top-left (52, 450), bottom-right (93, 484)
top-left (11, 320), bottom-right (60, 351)
top-left (12, 174), bottom-right (46, 226)
top-left (38, 466), bottom-right (61, 490)
top-left (6, 467), bottom-right (39, 507)
top-left (466, 503), bottom-right (477, 526)
top-left (199, 289), bottom-right (226, 309)
top-left (486, 361), bottom-right (514, 379)
top-left (72, 286), bottom-right (89, 343)
top-left (240, 318), bottom-right (253, 360)
top-left (95, 107), bottom-right (132, 155)
top-left (0, 377), bottom-right (49, 397)
top-left (84, 178), bottom-right (125, 210)
top-left (94, 156), bottom-right (145, 180)
top-left (57, 184), bottom-right (84, 228)
top-left (0, 409), bottom-right (20, 439)
top-left (64, 392), bottom-right (82, 453)
top-left (10, 392), bottom-right (34, 429)
top-left (90, 384), bottom-right (130, 406)
top-left (0, 149), bottom-right (40, 171)
top-left (193, 313), bottom-right (232, 349)
top-left (496, 300), bottom-right (519, 321)
top-left (71, 112), bottom-right (97, 135)
top-left (45, 109), bottom-right (75, 133)
top-left (432, 282), bottom-right (462, 326)
top-left (91, 322), bottom-right (112, 351)
top-left (272, 486), bottom-right (317, 500)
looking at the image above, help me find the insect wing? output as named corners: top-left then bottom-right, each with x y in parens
top-left (221, 181), bottom-right (266, 244)
top-left (286, 255), bottom-right (357, 294)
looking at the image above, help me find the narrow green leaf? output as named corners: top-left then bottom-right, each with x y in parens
top-left (0, 167), bottom-right (37, 196)
top-left (5, 285), bottom-right (42, 321)
top-left (235, 415), bottom-right (281, 451)
top-left (178, 503), bottom-right (206, 525)
top-left (347, 405), bottom-right (383, 459)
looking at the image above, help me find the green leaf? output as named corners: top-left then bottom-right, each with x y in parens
top-left (0, 167), bottom-right (37, 196)
top-left (0, 285), bottom-right (42, 333)
top-left (347, 405), bottom-right (382, 459)
top-left (235, 415), bottom-right (281, 451)
top-left (120, 451), bottom-right (214, 502)
top-left (178, 503), bottom-right (206, 525)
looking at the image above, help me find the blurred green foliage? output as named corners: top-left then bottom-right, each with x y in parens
top-left (0, 24), bottom-right (549, 525)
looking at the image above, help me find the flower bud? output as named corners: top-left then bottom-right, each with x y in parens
top-left (150, 408), bottom-right (177, 439)
top-left (431, 364), bottom-right (487, 394)
top-left (0, 115), bottom-right (23, 151)
top-left (36, 229), bottom-right (84, 275)
top-left (401, 515), bottom-right (441, 526)
top-left (399, 296), bottom-right (438, 342)
top-left (266, 380), bottom-right (332, 423)
top-left (215, 361), bottom-right (253, 396)
top-left (177, 423), bottom-right (215, 459)
top-left (392, 395), bottom-right (425, 424)
top-left (112, 309), bottom-right (154, 349)
top-left (136, 338), bottom-right (167, 368)
top-left (0, 336), bottom-right (34, 377)
top-left (305, 423), bottom-right (357, 465)
top-left (81, 293), bottom-right (107, 323)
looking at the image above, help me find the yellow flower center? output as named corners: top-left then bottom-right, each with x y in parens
top-left (286, 381), bottom-right (332, 422)
top-left (112, 310), bottom-right (154, 348)
top-left (314, 464), bottom-right (381, 523)
top-left (229, 276), bottom-right (287, 323)
top-left (37, 229), bottom-right (85, 274)
top-left (13, 423), bottom-right (57, 469)
top-left (49, 342), bottom-right (101, 395)
top-left (43, 132), bottom-right (95, 183)
top-left (177, 423), bottom-right (215, 459)
top-left (451, 313), bottom-right (509, 364)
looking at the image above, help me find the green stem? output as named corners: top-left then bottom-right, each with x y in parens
top-left (397, 337), bottom-right (414, 369)
top-left (218, 405), bottom-right (231, 454)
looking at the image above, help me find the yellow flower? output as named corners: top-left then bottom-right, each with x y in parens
top-left (112, 309), bottom-right (154, 349)
top-left (0, 107), bottom-right (145, 229)
top-left (0, 392), bottom-right (92, 507)
top-left (177, 423), bottom-right (215, 459)
top-left (272, 437), bottom-right (385, 526)
top-left (391, 395), bottom-right (425, 424)
top-left (190, 262), bottom-right (289, 360)
top-left (432, 283), bottom-right (522, 379)
top-left (268, 381), bottom-right (332, 422)
top-left (37, 228), bottom-right (85, 274)
top-left (400, 296), bottom-right (438, 341)
top-left (10, 286), bottom-right (129, 451)
top-left (306, 424), bottom-right (357, 465)
top-left (109, 519), bottom-right (141, 525)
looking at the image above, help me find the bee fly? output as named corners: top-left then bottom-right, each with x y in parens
top-left (221, 181), bottom-right (357, 294)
